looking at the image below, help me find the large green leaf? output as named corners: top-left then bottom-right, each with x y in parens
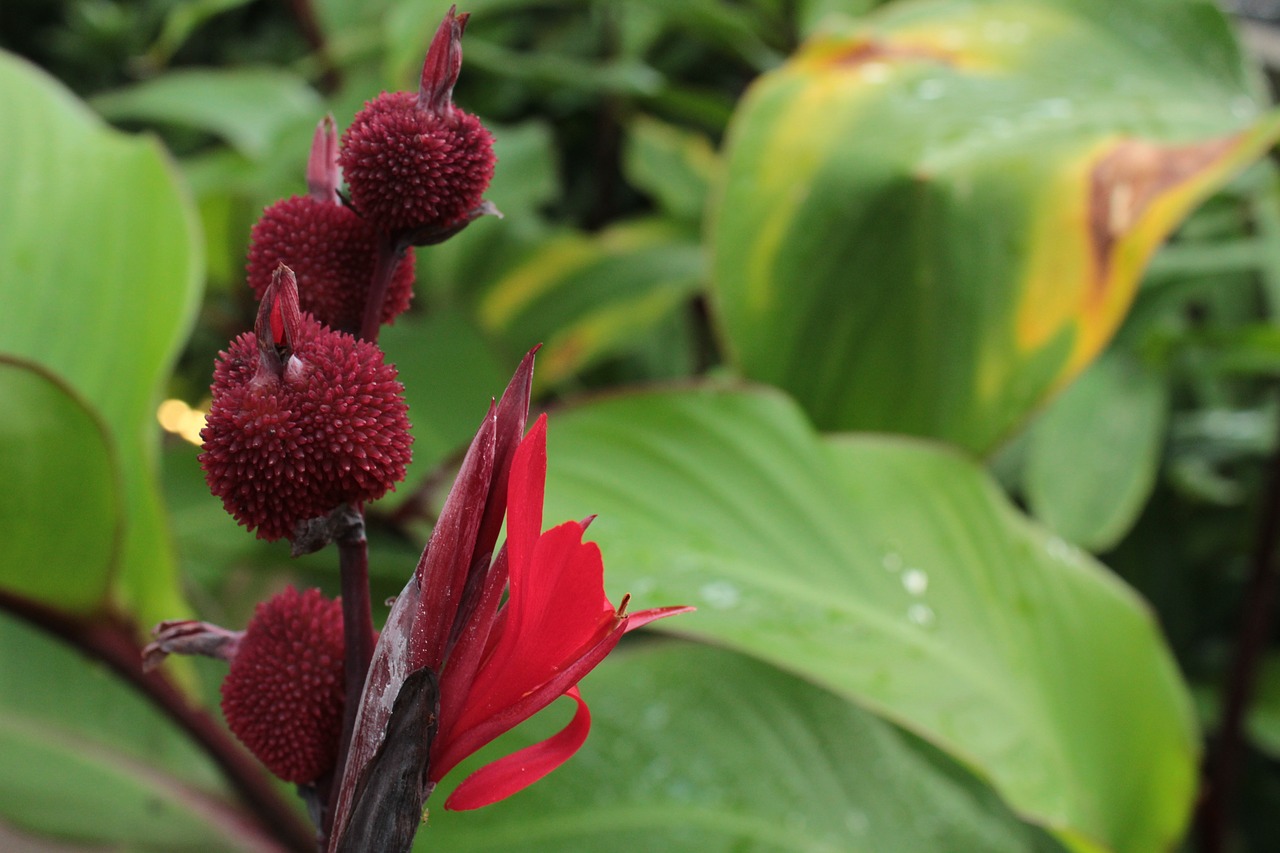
top-left (540, 387), bottom-right (1196, 852)
top-left (0, 614), bottom-right (273, 851)
top-left (709, 0), bottom-right (1280, 453)
top-left (477, 219), bottom-right (704, 390)
top-left (0, 360), bottom-right (120, 611)
top-left (91, 68), bottom-right (322, 160)
top-left (1024, 348), bottom-right (1169, 551)
top-left (423, 643), bottom-right (1064, 852)
top-left (0, 51), bottom-right (204, 625)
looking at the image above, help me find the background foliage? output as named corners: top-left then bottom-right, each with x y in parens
top-left (4, 0), bottom-right (1280, 851)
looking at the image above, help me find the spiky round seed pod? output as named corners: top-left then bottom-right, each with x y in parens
top-left (340, 90), bottom-right (495, 236)
top-left (246, 196), bottom-right (416, 333)
top-left (199, 312), bottom-right (413, 541)
top-left (220, 587), bottom-right (345, 784)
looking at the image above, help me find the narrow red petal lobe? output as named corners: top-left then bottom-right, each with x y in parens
top-left (506, 414), bottom-right (547, 576)
top-left (269, 296), bottom-right (285, 345)
top-left (431, 621), bottom-right (625, 781)
top-left (506, 523), bottom-right (614, 670)
top-left (624, 605), bottom-right (697, 633)
top-left (443, 688), bottom-right (592, 811)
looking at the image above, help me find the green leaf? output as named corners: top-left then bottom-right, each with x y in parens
top-left (0, 51), bottom-right (204, 625)
top-left (709, 0), bottom-right (1280, 453)
top-left (0, 613), bottom-right (272, 851)
top-left (477, 219), bottom-right (704, 389)
top-left (423, 643), bottom-right (1064, 852)
top-left (415, 120), bottom-right (561, 302)
top-left (1024, 349), bottom-right (1168, 551)
top-left (540, 387), bottom-right (1196, 852)
top-left (379, 308), bottom-right (511, 496)
top-left (623, 115), bottom-right (720, 224)
top-left (0, 359), bottom-right (120, 611)
top-left (91, 67), bottom-right (323, 159)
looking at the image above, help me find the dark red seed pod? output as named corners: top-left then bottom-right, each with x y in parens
top-left (199, 269), bottom-right (414, 541)
top-left (220, 587), bottom-right (346, 784)
top-left (246, 195), bottom-right (415, 333)
top-left (340, 92), bottom-right (494, 237)
top-left (339, 9), bottom-right (495, 238)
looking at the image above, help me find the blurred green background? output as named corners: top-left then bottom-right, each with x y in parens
top-left (4, 0), bottom-right (1280, 851)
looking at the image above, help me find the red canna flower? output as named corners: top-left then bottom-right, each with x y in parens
top-left (427, 413), bottom-right (692, 810)
top-left (219, 586), bottom-right (347, 784)
top-left (339, 7), bottom-right (496, 242)
top-left (327, 351), bottom-right (691, 849)
top-left (246, 117), bottom-right (415, 334)
top-left (199, 266), bottom-right (413, 540)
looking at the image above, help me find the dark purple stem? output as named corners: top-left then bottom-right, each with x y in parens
top-left (358, 239), bottom-right (406, 343)
top-left (326, 509), bottom-right (376, 841)
top-left (1197, 413), bottom-right (1280, 853)
top-left (286, 0), bottom-right (341, 93)
top-left (0, 591), bottom-right (314, 853)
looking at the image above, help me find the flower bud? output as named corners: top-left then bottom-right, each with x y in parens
top-left (199, 266), bottom-right (414, 541)
top-left (247, 117), bottom-right (414, 333)
top-left (220, 587), bottom-right (346, 784)
top-left (339, 8), bottom-right (495, 240)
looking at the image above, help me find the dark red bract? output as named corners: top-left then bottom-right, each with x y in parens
top-left (220, 587), bottom-right (346, 784)
top-left (199, 272), bottom-right (413, 541)
top-left (246, 195), bottom-right (415, 333)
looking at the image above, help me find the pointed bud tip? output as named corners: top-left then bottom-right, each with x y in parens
top-left (259, 264), bottom-right (302, 350)
top-left (418, 6), bottom-right (468, 114)
top-left (306, 115), bottom-right (341, 202)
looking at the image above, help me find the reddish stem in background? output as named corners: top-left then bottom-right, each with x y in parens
top-left (358, 239), bottom-right (407, 343)
top-left (1197, 411), bottom-right (1280, 853)
top-left (286, 0), bottom-right (341, 93)
top-left (327, 510), bottom-right (376, 840)
top-left (0, 591), bottom-right (314, 853)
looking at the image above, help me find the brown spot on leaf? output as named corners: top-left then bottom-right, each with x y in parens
top-left (830, 38), bottom-right (956, 68)
top-left (1087, 136), bottom-right (1237, 295)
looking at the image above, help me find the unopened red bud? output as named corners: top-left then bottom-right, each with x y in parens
top-left (246, 198), bottom-right (415, 333)
top-left (200, 279), bottom-right (413, 541)
top-left (220, 587), bottom-right (346, 784)
top-left (247, 120), bottom-right (415, 333)
top-left (339, 8), bottom-right (495, 239)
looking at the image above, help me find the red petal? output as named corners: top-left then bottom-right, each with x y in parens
top-left (442, 687), bottom-right (591, 811)
top-left (431, 615), bottom-right (624, 780)
top-left (435, 545), bottom-right (509, 751)
top-left (624, 605), bottom-right (697, 633)
top-left (470, 346), bottom-right (537, 575)
top-left (506, 414), bottom-right (547, 578)
top-left (455, 523), bottom-right (613, 728)
top-left (412, 403), bottom-right (497, 672)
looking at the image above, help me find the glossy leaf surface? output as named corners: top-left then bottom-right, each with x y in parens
top-left (0, 51), bottom-right (203, 624)
top-left (0, 360), bottom-right (120, 611)
top-left (540, 387), bottom-right (1196, 852)
top-left (423, 643), bottom-right (1065, 852)
top-left (710, 0), bottom-right (1280, 452)
top-left (1024, 349), bottom-right (1169, 551)
top-left (0, 614), bottom-right (272, 851)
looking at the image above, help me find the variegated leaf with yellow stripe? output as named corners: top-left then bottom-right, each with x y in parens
top-left (710, 0), bottom-right (1280, 453)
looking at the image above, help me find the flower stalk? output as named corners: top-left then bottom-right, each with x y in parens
top-left (144, 9), bottom-right (689, 853)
